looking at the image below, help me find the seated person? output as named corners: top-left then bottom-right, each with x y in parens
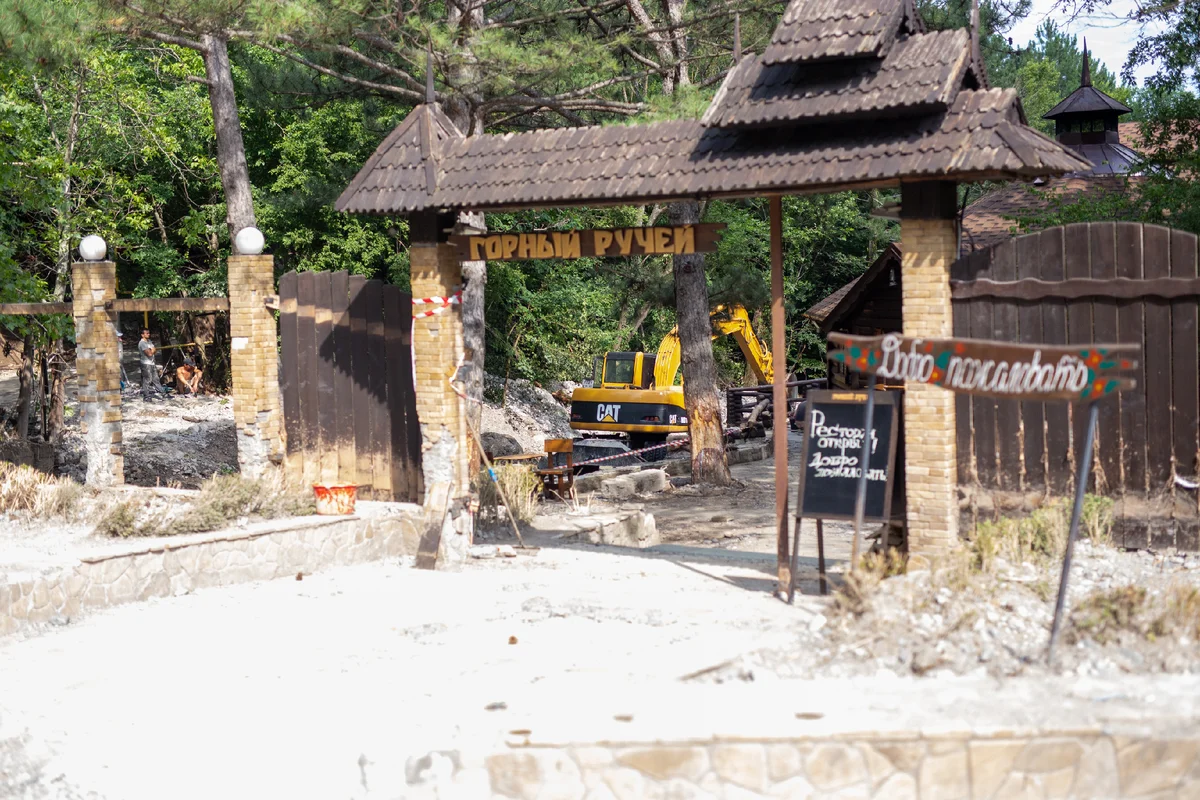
top-left (175, 356), bottom-right (204, 395)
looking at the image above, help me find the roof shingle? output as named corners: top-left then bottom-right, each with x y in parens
top-left (704, 29), bottom-right (971, 128)
top-left (762, 0), bottom-right (905, 65)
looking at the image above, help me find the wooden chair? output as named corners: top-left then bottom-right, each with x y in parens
top-left (537, 438), bottom-right (575, 499)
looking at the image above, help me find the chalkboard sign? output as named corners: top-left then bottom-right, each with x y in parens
top-left (796, 390), bottom-right (899, 522)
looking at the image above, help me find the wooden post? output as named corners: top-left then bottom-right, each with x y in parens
top-left (770, 195), bottom-right (790, 593)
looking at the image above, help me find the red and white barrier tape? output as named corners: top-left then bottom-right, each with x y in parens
top-left (412, 290), bottom-right (462, 317)
top-left (571, 438), bottom-right (689, 467)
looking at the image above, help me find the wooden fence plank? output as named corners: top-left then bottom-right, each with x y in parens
top-left (295, 272), bottom-right (319, 487)
top-left (949, 276), bottom-right (1200, 300)
top-left (330, 271), bottom-right (357, 490)
top-left (314, 273), bottom-right (338, 485)
top-left (1090, 223), bottom-right (1122, 493)
top-left (382, 285), bottom-right (416, 502)
top-left (109, 297), bottom-right (229, 313)
top-left (1039, 227), bottom-right (1071, 494)
top-left (967, 249), bottom-right (997, 486)
top-left (278, 272), bottom-right (302, 481)
top-left (1143, 226), bottom-right (1173, 488)
top-left (348, 275), bottom-right (374, 496)
top-left (1116, 222), bottom-right (1147, 492)
top-left (1016, 232), bottom-right (1045, 489)
top-left (0, 302), bottom-right (73, 315)
top-left (362, 280), bottom-right (392, 500)
top-left (952, 286), bottom-right (973, 485)
top-left (990, 240), bottom-right (1023, 490)
top-left (1064, 223), bottom-right (1095, 492)
top-left (1171, 229), bottom-right (1200, 480)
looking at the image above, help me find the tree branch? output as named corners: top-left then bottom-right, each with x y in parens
top-left (252, 42), bottom-right (424, 100)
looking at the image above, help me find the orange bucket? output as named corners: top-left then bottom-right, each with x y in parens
top-left (312, 484), bottom-right (358, 515)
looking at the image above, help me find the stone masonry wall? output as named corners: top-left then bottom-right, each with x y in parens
top-left (420, 733), bottom-right (1199, 799)
top-left (228, 254), bottom-right (284, 476)
top-left (900, 216), bottom-right (959, 557)
top-left (0, 507), bottom-right (422, 636)
top-left (71, 261), bottom-right (123, 486)
top-left (410, 243), bottom-right (470, 501)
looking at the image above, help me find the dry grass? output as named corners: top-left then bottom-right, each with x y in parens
top-left (475, 464), bottom-right (541, 524)
top-left (93, 470), bottom-right (315, 538)
top-left (0, 462), bottom-right (85, 519)
top-left (970, 495), bottom-right (1115, 572)
top-left (1067, 581), bottom-right (1200, 646)
top-left (833, 548), bottom-right (907, 617)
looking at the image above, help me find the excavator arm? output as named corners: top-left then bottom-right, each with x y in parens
top-left (650, 304), bottom-right (774, 389)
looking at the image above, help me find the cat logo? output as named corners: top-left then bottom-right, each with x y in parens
top-left (669, 414), bottom-right (677, 424)
top-left (596, 403), bottom-right (621, 422)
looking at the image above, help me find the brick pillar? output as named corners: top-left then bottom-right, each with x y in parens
top-left (900, 182), bottom-right (959, 557)
top-left (228, 254), bottom-right (284, 477)
top-left (410, 242), bottom-right (470, 498)
top-left (71, 261), bottom-right (123, 486)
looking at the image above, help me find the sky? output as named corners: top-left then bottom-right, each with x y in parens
top-left (1006, 0), bottom-right (1164, 86)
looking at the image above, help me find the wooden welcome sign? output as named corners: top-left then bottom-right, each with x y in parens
top-left (827, 333), bottom-right (1139, 402)
top-left (448, 224), bottom-right (725, 262)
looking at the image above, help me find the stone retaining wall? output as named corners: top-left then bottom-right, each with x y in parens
top-left (405, 731), bottom-right (1200, 799)
top-left (0, 505), bottom-right (422, 636)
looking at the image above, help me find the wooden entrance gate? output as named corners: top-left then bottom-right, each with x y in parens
top-left (951, 222), bottom-right (1200, 496)
top-left (278, 270), bottom-right (422, 502)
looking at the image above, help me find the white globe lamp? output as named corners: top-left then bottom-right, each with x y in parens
top-left (234, 227), bottom-right (265, 255)
top-left (79, 235), bottom-right (107, 262)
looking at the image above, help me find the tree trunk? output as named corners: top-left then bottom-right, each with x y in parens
top-left (16, 333), bottom-right (35, 440)
top-left (669, 200), bottom-right (730, 485)
top-left (47, 344), bottom-right (65, 441)
top-left (441, 0), bottom-right (487, 474)
top-left (201, 34), bottom-right (257, 245)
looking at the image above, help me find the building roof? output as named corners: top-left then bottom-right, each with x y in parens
top-left (1043, 45), bottom-right (1131, 119)
top-left (803, 243), bottom-right (901, 331)
top-left (761, 0), bottom-right (920, 66)
top-left (1044, 85), bottom-right (1132, 119)
top-left (336, 0), bottom-right (1090, 216)
top-left (959, 175), bottom-right (1129, 254)
top-left (703, 29), bottom-right (975, 128)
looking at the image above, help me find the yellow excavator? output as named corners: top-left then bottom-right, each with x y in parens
top-left (569, 304), bottom-right (773, 453)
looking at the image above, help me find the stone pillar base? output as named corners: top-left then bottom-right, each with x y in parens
top-left (410, 237), bottom-right (472, 566)
top-left (71, 261), bottom-right (122, 487)
top-left (228, 254), bottom-right (284, 478)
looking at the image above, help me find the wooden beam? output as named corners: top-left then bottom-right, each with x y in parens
top-left (951, 276), bottom-right (1200, 300)
top-left (770, 194), bottom-right (790, 596)
top-left (107, 297), bottom-right (229, 313)
top-left (0, 302), bottom-right (72, 315)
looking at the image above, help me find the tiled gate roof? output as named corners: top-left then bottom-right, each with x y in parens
top-left (336, 0), bottom-right (1090, 215)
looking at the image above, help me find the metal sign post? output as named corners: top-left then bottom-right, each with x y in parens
top-left (1047, 400), bottom-right (1101, 664)
top-left (849, 382), bottom-right (877, 570)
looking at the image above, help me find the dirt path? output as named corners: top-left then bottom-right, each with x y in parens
top-left (638, 431), bottom-right (857, 573)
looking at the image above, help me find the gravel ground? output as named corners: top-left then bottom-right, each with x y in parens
top-left (57, 394), bottom-right (236, 489)
top-left (703, 540), bottom-right (1200, 683)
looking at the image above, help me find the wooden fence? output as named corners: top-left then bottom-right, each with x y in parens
top-left (951, 222), bottom-right (1200, 496)
top-left (278, 271), bottom-right (421, 502)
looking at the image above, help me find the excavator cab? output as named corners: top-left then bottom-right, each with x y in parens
top-left (596, 352), bottom-right (655, 390)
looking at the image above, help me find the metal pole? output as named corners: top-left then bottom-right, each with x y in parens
top-left (769, 195), bottom-right (790, 595)
top-left (849, 383), bottom-right (877, 572)
top-left (1048, 401), bottom-right (1100, 664)
top-left (817, 518), bottom-right (828, 595)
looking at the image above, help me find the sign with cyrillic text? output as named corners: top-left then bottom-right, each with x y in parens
top-left (827, 333), bottom-right (1138, 402)
top-left (797, 390), bottom-right (898, 522)
top-left (448, 224), bottom-right (726, 262)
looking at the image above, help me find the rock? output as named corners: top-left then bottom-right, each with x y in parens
top-left (600, 476), bottom-right (637, 501)
top-left (497, 545), bottom-right (517, 557)
top-left (480, 432), bottom-right (525, 458)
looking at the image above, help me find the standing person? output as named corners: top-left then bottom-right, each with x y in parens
top-left (138, 328), bottom-right (166, 401)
